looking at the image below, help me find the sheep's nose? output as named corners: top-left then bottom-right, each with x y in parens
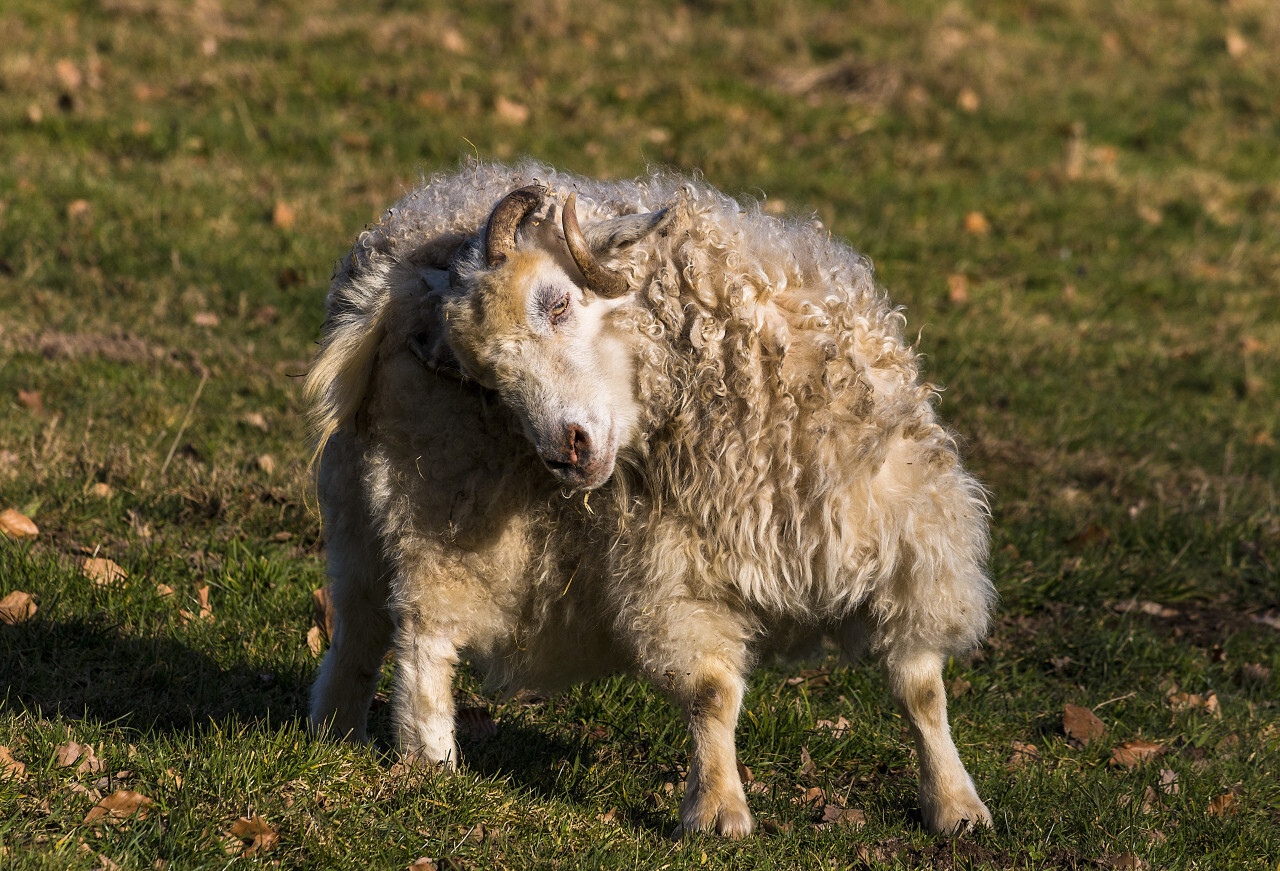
top-left (541, 424), bottom-right (594, 478)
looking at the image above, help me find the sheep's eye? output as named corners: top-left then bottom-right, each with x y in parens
top-left (548, 295), bottom-right (570, 323)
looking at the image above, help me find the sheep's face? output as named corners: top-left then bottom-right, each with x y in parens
top-left (443, 187), bottom-right (670, 491)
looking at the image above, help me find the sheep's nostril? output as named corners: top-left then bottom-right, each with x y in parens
top-left (565, 424), bottom-right (591, 466)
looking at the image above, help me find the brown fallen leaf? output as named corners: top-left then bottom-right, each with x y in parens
top-left (760, 819), bottom-right (792, 836)
top-left (946, 273), bottom-right (970, 304)
top-left (597, 808), bottom-right (618, 825)
top-left (1006, 741), bottom-right (1040, 769)
top-left (0, 508), bottom-right (39, 540)
top-left (1110, 740), bottom-right (1163, 769)
top-left (963, 211), bottom-right (990, 236)
top-left (456, 706), bottom-right (497, 740)
top-left (495, 96), bottom-right (529, 125)
top-left (17, 389), bottom-right (43, 414)
top-left (306, 625), bottom-right (326, 657)
top-left (736, 759), bottom-right (754, 784)
top-left (155, 584), bottom-right (174, 598)
top-left (1063, 703), bottom-right (1107, 747)
top-left (785, 668), bottom-right (831, 688)
top-left (0, 590), bottom-right (37, 624)
top-left (82, 557), bottom-right (128, 588)
top-left (1157, 769), bottom-right (1179, 795)
top-left (1066, 524), bottom-right (1111, 549)
top-left (1207, 792), bottom-right (1236, 817)
top-left (242, 412), bottom-right (269, 432)
top-left (947, 677), bottom-right (971, 697)
top-left (196, 584), bottom-right (212, 618)
top-left (1102, 853), bottom-right (1147, 870)
top-left (76, 844), bottom-right (120, 871)
top-left (797, 785), bottom-right (825, 807)
top-left (814, 715), bottom-right (850, 734)
top-left (798, 745), bottom-right (817, 778)
top-left (84, 790), bottom-right (153, 823)
top-left (0, 746), bottom-right (26, 779)
top-left (272, 201), bottom-right (296, 230)
top-left (312, 586), bottom-right (335, 641)
top-left (820, 804), bottom-right (866, 828)
top-left (224, 815), bottom-right (278, 856)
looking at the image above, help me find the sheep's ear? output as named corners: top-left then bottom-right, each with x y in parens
top-left (582, 207), bottom-right (675, 258)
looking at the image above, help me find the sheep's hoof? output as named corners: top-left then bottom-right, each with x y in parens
top-left (922, 795), bottom-right (993, 836)
top-left (677, 792), bottom-right (754, 839)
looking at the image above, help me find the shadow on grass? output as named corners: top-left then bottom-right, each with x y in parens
top-left (0, 615), bottom-right (311, 733)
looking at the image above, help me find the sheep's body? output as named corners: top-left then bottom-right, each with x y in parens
top-left (308, 161), bottom-right (996, 836)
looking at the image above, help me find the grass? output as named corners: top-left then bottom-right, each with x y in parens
top-left (1, 0), bottom-right (1278, 867)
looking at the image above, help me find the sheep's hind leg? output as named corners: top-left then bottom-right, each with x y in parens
top-left (309, 570), bottom-right (393, 743)
top-left (883, 647), bottom-right (991, 835)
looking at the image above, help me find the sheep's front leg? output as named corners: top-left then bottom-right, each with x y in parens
top-left (884, 649), bottom-right (992, 834)
top-left (636, 600), bottom-right (753, 839)
top-left (392, 626), bottom-right (461, 767)
top-left (673, 664), bottom-right (752, 838)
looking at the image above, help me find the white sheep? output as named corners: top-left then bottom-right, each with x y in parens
top-left (306, 160), bottom-right (996, 837)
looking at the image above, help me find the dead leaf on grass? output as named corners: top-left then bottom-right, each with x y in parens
top-left (798, 745), bottom-right (817, 778)
top-left (0, 508), bottom-right (39, 539)
top-left (55, 741), bottom-right (105, 774)
top-left (814, 715), bottom-right (850, 734)
top-left (0, 590), bottom-right (37, 624)
top-left (796, 785), bottom-right (825, 807)
top-left (1063, 703), bottom-right (1107, 747)
top-left (819, 804), bottom-right (866, 828)
top-left (272, 201), bottom-right (296, 230)
top-left (1110, 740), bottom-right (1163, 769)
top-left (1065, 524), bottom-right (1111, 549)
top-left (1168, 691), bottom-right (1220, 718)
top-left (0, 746), bottom-right (26, 779)
top-left (1207, 793), bottom-right (1237, 817)
top-left (82, 557), bottom-right (128, 588)
top-left (17, 389), bottom-right (43, 413)
top-left (1115, 599), bottom-right (1179, 618)
top-left (1006, 741), bottom-right (1039, 769)
top-left (242, 412), bottom-right (269, 432)
top-left (785, 668), bottom-right (831, 687)
top-left (736, 759), bottom-right (754, 784)
top-left (1239, 662), bottom-right (1271, 684)
top-left (306, 625), bottom-right (326, 656)
top-left (224, 815), bottom-right (279, 856)
top-left (494, 96), bottom-right (529, 125)
top-left (155, 584), bottom-right (174, 598)
top-left (963, 211), bottom-right (990, 236)
top-left (1101, 853), bottom-right (1147, 870)
top-left (1157, 769), bottom-right (1179, 795)
top-left (312, 586), bottom-right (334, 641)
top-left (84, 789), bottom-right (153, 823)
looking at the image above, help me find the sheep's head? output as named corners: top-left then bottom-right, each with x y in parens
top-left (443, 185), bottom-right (672, 491)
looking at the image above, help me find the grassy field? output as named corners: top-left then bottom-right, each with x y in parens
top-left (1, 0), bottom-right (1278, 868)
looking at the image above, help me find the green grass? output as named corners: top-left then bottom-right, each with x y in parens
top-left (2, 0), bottom-right (1278, 868)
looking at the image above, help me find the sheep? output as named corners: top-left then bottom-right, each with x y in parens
top-left (305, 160), bottom-right (996, 837)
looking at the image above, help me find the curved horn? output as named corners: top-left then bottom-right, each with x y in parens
top-left (485, 184), bottom-right (546, 267)
top-left (562, 193), bottom-right (630, 298)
